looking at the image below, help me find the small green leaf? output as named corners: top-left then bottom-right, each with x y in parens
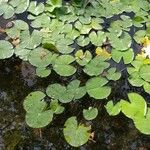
top-left (83, 107), bottom-right (98, 120)
top-left (105, 101), bottom-right (121, 116)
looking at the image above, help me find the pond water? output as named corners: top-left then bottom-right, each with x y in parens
top-left (1, 0), bottom-right (150, 150)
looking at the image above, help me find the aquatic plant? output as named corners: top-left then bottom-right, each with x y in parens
top-left (0, 0), bottom-right (150, 147)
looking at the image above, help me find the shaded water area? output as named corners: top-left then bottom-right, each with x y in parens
top-left (1, 1), bottom-right (150, 150)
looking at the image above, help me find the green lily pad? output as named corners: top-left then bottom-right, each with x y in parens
top-left (53, 55), bottom-right (76, 76)
top-left (83, 107), bottom-right (98, 120)
top-left (0, 40), bottom-right (14, 59)
top-left (111, 48), bottom-right (134, 64)
top-left (89, 31), bottom-right (106, 46)
top-left (63, 117), bottom-right (91, 147)
top-left (77, 36), bottom-right (90, 47)
top-left (106, 68), bottom-right (121, 81)
top-left (134, 108), bottom-right (150, 135)
top-left (75, 50), bottom-right (92, 66)
top-left (86, 77), bottom-right (111, 99)
top-left (25, 110), bottom-right (53, 128)
top-left (84, 56), bottom-right (110, 76)
top-left (28, 1), bottom-right (44, 16)
top-left (46, 80), bottom-right (86, 103)
top-left (105, 101), bottom-right (121, 116)
top-left (29, 48), bottom-right (53, 68)
top-left (23, 91), bottom-right (46, 113)
top-left (36, 67), bottom-right (51, 78)
top-left (120, 93), bottom-right (147, 119)
top-left (140, 65), bottom-right (150, 82)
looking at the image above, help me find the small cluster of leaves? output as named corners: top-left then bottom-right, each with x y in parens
top-left (23, 91), bottom-right (64, 128)
top-left (127, 56), bottom-right (150, 94)
top-left (105, 93), bottom-right (150, 135)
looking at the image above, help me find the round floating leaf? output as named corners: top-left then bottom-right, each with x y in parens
top-left (75, 50), bottom-right (92, 66)
top-left (28, 1), bottom-right (44, 15)
top-left (63, 117), bottom-right (91, 147)
top-left (86, 77), bottom-right (111, 99)
top-left (23, 91), bottom-right (46, 113)
top-left (84, 56), bottom-right (110, 76)
top-left (143, 82), bottom-right (150, 94)
top-left (53, 55), bottom-right (76, 76)
top-left (134, 108), bottom-right (150, 135)
top-left (120, 93), bottom-right (147, 119)
top-left (109, 32), bottom-right (132, 50)
top-left (36, 67), bottom-right (51, 78)
top-left (25, 110), bottom-right (53, 128)
top-left (67, 80), bottom-right (86, 100)
top-left (105, 101), bottom-right (121, 116)
top-left (89, 31), bottom-right (106, 46)
top-left (46, 84), bottom-right (73, 103)
top-left (83, 107), bottom-right (98, 120)
top-left (0, 40), bottom-right (14, 59)
top-left (106, 68), bottom-right (121, 81)
top-left (112, 48), bottom-right (134, 64)
top-left (140, 65), bottom-right (150, 82)
top-left (29, 48), bottom-right (52, 68)
top-left (77, 36), bottom-right (90, 47)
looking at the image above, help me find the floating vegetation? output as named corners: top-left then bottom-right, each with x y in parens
top-left (0, 0), bottom-right (150, 148)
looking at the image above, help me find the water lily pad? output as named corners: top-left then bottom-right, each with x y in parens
top-left (111, 48), bottom-right (134, 64)
top-left (134, 108), bottom-right (150, 135)
top-left (140, 65), bottom-right (150, 82)
top-left (29, 48), bottom-right (53, 68)
top-left (86, 77), bottom-right (111, 99)
top-left (25, 110), bottom-right (53, 128)
top-left (89, 31), bottom-right (106, 46)
top-left (53, 55), bottom-right (76, 76)
top-left (63, 117), bottom-right (91, 147)
top-left (106, 68), bottom-right (121, 81)
top-left (83, 107), bottom-right (98, 120)
top-left (105, 101), bottom-right (121, 116)
top-left (84, 56), bottom-right (110, 76)
top-left (28, 1), bottom-right (44, 15)
top-left (36, 67), bottom-right (51, 78)
top-left (0, 40), bottom-right (14, 59)
top-left (77, 36), bottom-right (90, 47)
top-left (120, 93), bottom-right (147, 119)
top-left (75, 50), bottom-right (92, 66)
top-left (46, 80), bottom-right (86, 103)
top-left (23, 91), bottom-right (46, 113)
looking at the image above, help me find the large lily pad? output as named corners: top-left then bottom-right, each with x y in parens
top-left (120, 93), bottom-right (147, 119)
top-left (86, 77), bottom-right (111, 99)
top-left (29, 48), bottom-right (53, 68)
top-left (63, 117), bottom-right (91, 147)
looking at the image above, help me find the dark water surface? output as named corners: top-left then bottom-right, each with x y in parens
top-left (1, 1), bottom-right (150, 149)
